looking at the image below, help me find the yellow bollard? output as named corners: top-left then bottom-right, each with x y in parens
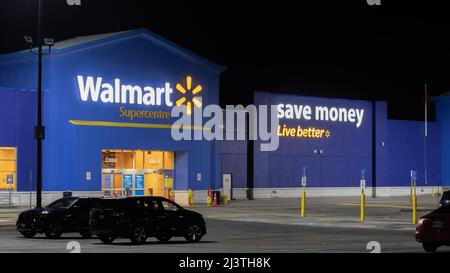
top-left (432, 187), bottom-right (435, 198)
top-left (222, 195), bottom-right (228, 205)
top-left (301, 189), bottom-right (306, 218)
top-left (410, 184), bottom-right (413, 203)
top-left (360, 190), bottom-right (365, 222)
top-left (412, 195), bottom-right (418, 225)
top-left (188, 189), bottom-right (194, 207)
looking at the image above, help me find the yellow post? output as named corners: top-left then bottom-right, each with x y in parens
top-left (301, 189), bottom-right (306, 218)
top-left (412, 194), bottom-right (417, 225)
top-left (360, 189), bottom-right (365, 222)
top-left (414, 181), bottom-right (417, 197)
top-left (432, 186), bottom-right (435, 198)
top-left (188, 189), bottom-right (194, 207)
top-left (410, 182), bottom-right (413, 203)
top-left (440, 186), bottom-right (444, 198)
top-left (222, 195), bottom-right (228, 205)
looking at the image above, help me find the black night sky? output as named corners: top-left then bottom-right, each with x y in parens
top-left (1, 1), bottom-right (450, 120)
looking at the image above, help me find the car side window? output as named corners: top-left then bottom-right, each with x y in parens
top-left (74, 199), bottom-right (91, 210)
top-left (160, 200), bottom-right (179, 212)
top-left (141, 199), bottom-right (158, 211)
top-left (126, 198), bottom-right (158, 211)
top-left (127, 199), bottom-right (144, 210)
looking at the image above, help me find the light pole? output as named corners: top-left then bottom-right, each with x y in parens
top-left (24, 0), bottom-right (53, 208)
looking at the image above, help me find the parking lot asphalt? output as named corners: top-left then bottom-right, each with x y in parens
top-left (0, 195), bottom-right (445, 253)
top-left (0, 218), bottom-right (436, 253)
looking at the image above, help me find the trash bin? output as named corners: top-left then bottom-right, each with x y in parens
top-left (63, 191), bottom-right (73, 198)
top-left (212, 191), bottom-right (221, 205)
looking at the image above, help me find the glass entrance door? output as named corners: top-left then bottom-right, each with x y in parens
top-left (145, 172), bottom-right (164, 197)
top-left (102, 172), bottom-right (123, 197)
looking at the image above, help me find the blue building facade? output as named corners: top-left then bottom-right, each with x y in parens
top-left (0, 29), bottom-right (448, 203)
top-left (0, 88), bottom-right (37, 192)
top-left (240, 91), bottom-right (443, 198)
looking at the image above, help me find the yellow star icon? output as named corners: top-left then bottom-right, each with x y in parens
top-left (175, 76), bottom-right (203, 116)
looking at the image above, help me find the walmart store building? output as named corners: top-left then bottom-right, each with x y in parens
top-left (0, 29), bottom-right (223, 205)
top-left (0, 29), bottom-right (450, 205)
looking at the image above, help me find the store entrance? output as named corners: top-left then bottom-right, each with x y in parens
top-left (0, 147), bottom-right (16, 192)
top-left (101, 150), bottom-right (175, 198)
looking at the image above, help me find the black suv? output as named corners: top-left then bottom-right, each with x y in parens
top-left (90, 197), bottom-right (207, 244)
top-left (17, 197), bottom-right (101, 239)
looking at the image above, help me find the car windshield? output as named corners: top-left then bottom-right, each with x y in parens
top-left (442, 192), bottom-right (450, 201)
top-left (45, 198), bottom-right (78, 209)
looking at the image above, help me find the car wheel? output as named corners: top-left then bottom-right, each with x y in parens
top-left (45, 221), bottom-right (63, 239)
top-left (423, 243), bottom-right (439, 253)
top-left (130, 224), bottom-right (147, 245)
top-left (20, 231), bottom-right (36, 238)
top-left (184, 224), bottom-right (203, 243)
top-left (79, 230), bottom-right (93, 238)
top-left (98, 234), bottom-right (116, 244)
top-left (156, 234), bottom-right (172, 242)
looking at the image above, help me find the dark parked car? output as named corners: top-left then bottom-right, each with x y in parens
top-left (440, 190), bottom-right (450, 207)
top-left (416, 205), bottom-right (450, 252)
top-left (16, 197), bottom-right (101, 239)
top-left (90, 196), bottom-right (206, 244)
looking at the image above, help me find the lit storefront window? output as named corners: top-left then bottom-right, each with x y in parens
top-left (0, 147), bottom-right (16, 191)
top-left (101, 149), bottom-right (175, 198)
top-left (144, 151), bottom-right (164, 170)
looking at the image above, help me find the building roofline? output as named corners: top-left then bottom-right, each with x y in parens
top-left (0, 28), bottom-right (226, 73)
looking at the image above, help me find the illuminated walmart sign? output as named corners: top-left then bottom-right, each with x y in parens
top-left (77, 76), bottom-right (174, 106)
top-left (277, 104), bottom-right (365, 128)
top-left (76, 75), bottom-right (204, 117)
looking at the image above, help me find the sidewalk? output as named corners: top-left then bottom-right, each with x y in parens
top-left (0, 207), bottom-right (25, 226)
top-left (190, 195), bottom-right (441, 231)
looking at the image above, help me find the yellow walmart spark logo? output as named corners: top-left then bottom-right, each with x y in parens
top-left (176, 76), bottom-right (203, 116)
